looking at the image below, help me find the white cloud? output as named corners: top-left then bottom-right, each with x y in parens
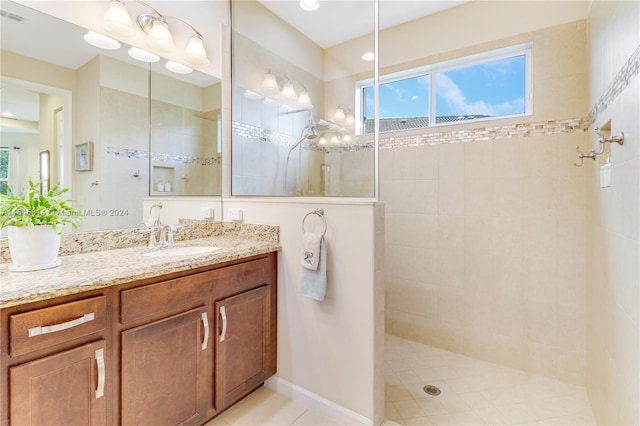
top-left (436, 74), bottom-right (523, 116)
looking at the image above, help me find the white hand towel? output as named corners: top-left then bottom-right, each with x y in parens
top-left (300, 236), bottom-right (327, 301)
top-left (301, 232), bottom-right (322, 270)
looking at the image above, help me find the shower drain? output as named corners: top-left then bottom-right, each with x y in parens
top-left (423, 385), bottom-right (441, 396)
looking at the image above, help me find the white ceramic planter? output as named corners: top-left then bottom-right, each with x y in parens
top-left (7, 225), bottom-right (62, 272)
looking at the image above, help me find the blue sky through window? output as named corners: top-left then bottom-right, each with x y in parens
top-left (364, 53), bottom-right (526, 123)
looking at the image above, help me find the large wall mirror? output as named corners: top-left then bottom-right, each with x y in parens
top-left (231, 0), bottom-right (376, 197)
top-left (0, 0), bottom-right (223, 232)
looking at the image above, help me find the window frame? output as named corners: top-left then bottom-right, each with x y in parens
top-left (357, 43), bottom-right (533, 134)
top-left (0, 147), bottom-right (9, 195)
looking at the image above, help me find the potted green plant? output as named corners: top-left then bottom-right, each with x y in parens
top-left (0, 179), bottom-right (82, 271)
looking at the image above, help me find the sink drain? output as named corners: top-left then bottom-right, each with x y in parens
top-left (423, 385), bottom-right (441, 396)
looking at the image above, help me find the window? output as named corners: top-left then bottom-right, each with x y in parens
top-left (0, 148), bottom-right (8, 195)
top-left (360, 44), bottom-right (531, 134)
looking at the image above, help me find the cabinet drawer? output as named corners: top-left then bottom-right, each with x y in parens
top-left (10, 296), bottom-right (107, 358)
top-left (121, 256), bottom-right (272, 325)
top-left (121, 273), bottom-right (211, 324)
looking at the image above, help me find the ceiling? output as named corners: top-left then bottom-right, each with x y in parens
top-left (258, 0), bottom-right (472, 49)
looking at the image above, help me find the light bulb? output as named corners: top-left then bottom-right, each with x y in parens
top-left (343, 134), bottom-right (352, 142)
top-left (102, 0), bottom-right (134, 36)
top-left (128, 47), bottom-right (160, 62)
top-left (262, 72), bottom-right (279, 90)
top-left (300, 0), bottom-right (319, 11)
top-left (281, 82), bottom-right (296, 98)
top-left (334, 108), bottom-right (346, 121)
top-left (183, 34), bottom-right (210, 67)
top-left (165, 60), bottom-right (193, 74)
top-left (330, 135), bottom-right (339, 144)
top-left (84, 31), bottom-right (121, 50)
top-left (318, 137), bottom-right (327, 145)
top-left (147, 19), bottom-right (174, 51)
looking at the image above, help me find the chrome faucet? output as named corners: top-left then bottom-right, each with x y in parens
top-left (159, 225), bottom-right (176, 248)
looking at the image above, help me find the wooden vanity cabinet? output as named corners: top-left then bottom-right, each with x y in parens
top-left (120, 307), bottom-right (209, 426)
top-left (0, 292), bottom-right (112, 426)
top-left (215, 285), bottom-right (273, 409)
top-left (10, 339), bottom-right (107, 426)
top-left (0, 251), bottom-right (277, 426)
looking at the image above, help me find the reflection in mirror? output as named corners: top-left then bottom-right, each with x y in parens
top-left (0, 0), bottom-right (222, 233)
top-left (39, 150), bottom-right (49, 195)
top-left (231, 0), bottom-right (375, 197)
top-left (149, 63), bottom-right (222, 197)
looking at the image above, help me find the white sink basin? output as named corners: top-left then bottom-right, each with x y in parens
top-left (143, 246), bottom-right (221, 257)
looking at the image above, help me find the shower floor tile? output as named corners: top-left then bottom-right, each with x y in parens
top-left (384, 334), bottom-right (597, 426)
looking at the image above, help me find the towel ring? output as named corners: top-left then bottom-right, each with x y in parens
top-left (302, 208), bottom-right (327, 236)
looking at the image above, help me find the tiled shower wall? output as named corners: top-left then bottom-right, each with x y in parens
top-left (381, 20), bottom-right (590, 385)
top-left (585, 1), bottom-right (639, 424)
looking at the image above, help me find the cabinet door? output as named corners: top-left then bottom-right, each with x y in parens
top-left (10, 340), bottom-right (107, 426)
top-left (121, 307), bottom-right (209, 426)
top-left (215, 285), bottom-right (271, 409)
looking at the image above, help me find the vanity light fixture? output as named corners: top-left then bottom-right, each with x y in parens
top-left (128, 46), bottom-right (159, 62)
top-left (102, 0), bottom-right (134, 36)
top-left (297, 90), bottom-right (312, 109)
top-left (99, 0), bottom-right (210, 68)
top-left (300, 0), bottom-right (320, 12)
top-left (183, 33), bottom-right (210, 67)
top-left (261, 70), bottom-right (313, 108)
top-left (281, 80), bottom-right (296, 99)
top-left (84, 30), bottom-right (121, 50)
top-left (334, 104), bottom-right (354, 124)
top-left (143, 16), bottom-right (174, 51)
top-left (262, 70), bottom-right (279, 91)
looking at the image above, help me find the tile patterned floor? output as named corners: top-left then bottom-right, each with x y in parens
top-left (203, 386), bottom-right (341, 426)
top-left (384, 335), bottom-right (597, 426)
top-left (205, 334), bottom-right (597, 425)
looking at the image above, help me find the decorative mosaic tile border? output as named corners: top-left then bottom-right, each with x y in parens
top-left (232, 121), bottom-right (298, 146)
top-left (376, 117), bottom-right (588, 151)
top-left (232, 116), bottom-right (589, 153)
top-left (106, 147), bottom-right (221, 165)
top-left (589, 43), bottom-right (640, 123)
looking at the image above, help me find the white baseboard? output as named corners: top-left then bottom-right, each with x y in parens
top-left (265, 376), bottom-right (373, 425)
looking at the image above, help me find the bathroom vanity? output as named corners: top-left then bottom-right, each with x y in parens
top-left (0, 230), bottom-right (279, 426)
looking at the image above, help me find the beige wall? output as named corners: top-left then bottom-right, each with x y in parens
top-left (382, 19), bottom-right (590, 385)
top-left (585, 1), bottom-right (640, 425)
top-left (221, 199), bottom-right (384, 424)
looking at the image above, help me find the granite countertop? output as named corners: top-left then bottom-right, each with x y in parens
top-left (0, 235), bottom-right (280, 309)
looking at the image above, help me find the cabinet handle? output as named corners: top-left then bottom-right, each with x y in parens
top-left (219, 306), bottom-right (227, 342)
top-left (201, 312), bottom-right (209, 350)
top-left (95, 348), bottom-right (105, 399)
top-left (28, 312), bottom-right (95, 337)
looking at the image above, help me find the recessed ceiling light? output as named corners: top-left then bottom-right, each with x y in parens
top-left (84, 30), bottom-right (121, 50)
top-left (299, 0), bottom-right (319, 12)
top-left (361, 52), bottom-right (375, 61)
